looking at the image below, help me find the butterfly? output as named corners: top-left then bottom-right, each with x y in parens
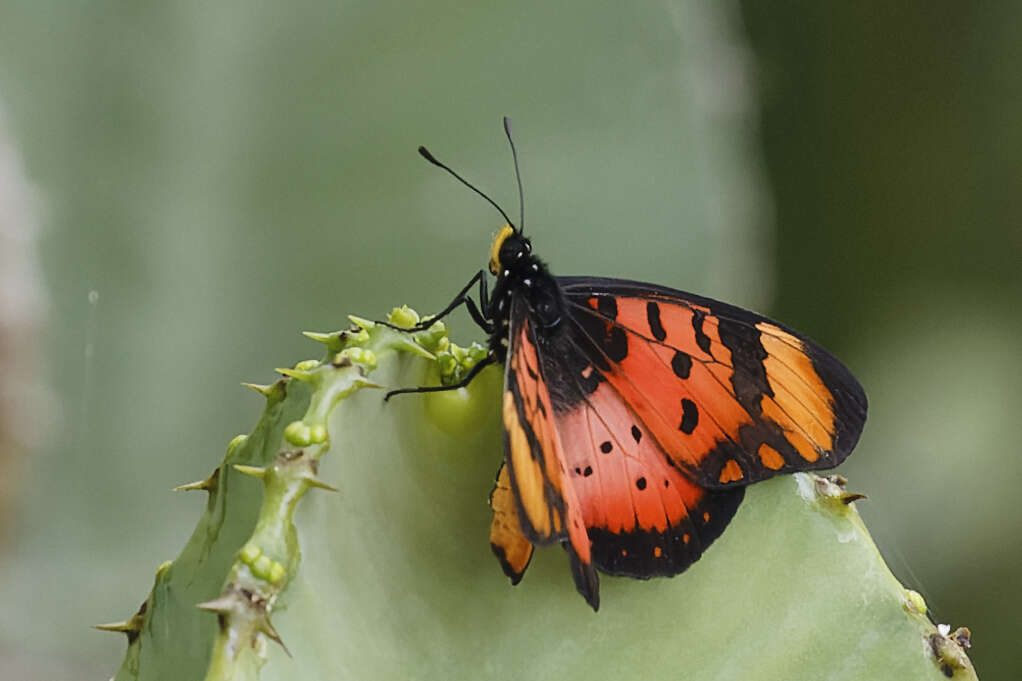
top-left (386, 118), bottom-right (867, 611)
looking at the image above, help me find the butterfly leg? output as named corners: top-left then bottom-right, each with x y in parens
top-left (463, 293), bottom-right (495, 334)
top-left (376, 269), bottom-right (490, 332)
top-left (384, 352), bottom-right (498, 401)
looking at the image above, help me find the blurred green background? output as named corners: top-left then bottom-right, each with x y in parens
top-left (0, 2), bottom-right (1017, 679)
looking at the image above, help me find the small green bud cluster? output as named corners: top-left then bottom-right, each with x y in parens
top-left (239, 542), bottom-right (287, 585)
top-left (284, 421), bottom-right (328, 446)
top-left (435, 341), bottom-right (488, 386)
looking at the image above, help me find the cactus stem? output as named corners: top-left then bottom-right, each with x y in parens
top-left (113, 305), bottom-right (525, 680)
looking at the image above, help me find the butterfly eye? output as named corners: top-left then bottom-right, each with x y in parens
top-left (499, 234), bottom-right (529, 267)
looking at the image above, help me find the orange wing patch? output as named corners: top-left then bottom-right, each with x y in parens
top-left (565, 286), bottom-right (866, 488)
top-left (581, 293), bottom-right (752, 475)
top-left (552, 380), bottom-right (744, 578)
top-left (757, 443), bottom-right (785, 470)
top-left (756, 322), bottom-right (835, 460)
top-left (489, 463), bottom-right (534, 584)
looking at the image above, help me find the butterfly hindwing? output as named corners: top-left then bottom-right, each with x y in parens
top-left (489, 462), bottom-right (534, 584)
top-left (507, 298), bottom-right (744, 586)
top-left (558, 277), bottom-right (868, 489)
top-left (546, 373), bottom-right (745, 579)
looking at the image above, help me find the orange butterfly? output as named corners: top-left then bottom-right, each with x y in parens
top-left (387, 119), bottom-right (867, 611)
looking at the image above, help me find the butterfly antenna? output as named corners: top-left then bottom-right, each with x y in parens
top-left (417, 146), bottom-right (515, 229)
top-left (503, 116), bottom-right (525, 235)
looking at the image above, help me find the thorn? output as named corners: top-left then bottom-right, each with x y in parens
top-left (840, 492), bottom-right (867, 505)
top-left (241, 379), bottom-right (288, 402)
top-left (305, 330), bottom-right (353, 353)
top-left (355, 378), bottom-right (386, 390)
top-left (242, 382), bottom-right (275, 395)
top-left (276, 367), bottom-right (314, 382)
top-left (94, 618), bottom-right (143, 634)
top-left (302, 330), bottom-right (336, 344)
top-left (305, 477), bottom-right (339, 492)
top-left (348, 315), bottom-right (376, 330)
top-left (196, 594), bottom-right (238, 615)
top-left (260, 617), bottom-right (291, 657)
top-left (173, 467), bottom-right (220, 493)
top-left (393, 336), bottom-right (437, 360)
top-left (233, 465), bottom-right (266, 480)
top-left (173, 479), bottom-right (212, 492)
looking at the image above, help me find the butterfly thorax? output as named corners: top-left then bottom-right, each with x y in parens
top-left (486, 225), bottom-right (566, 362)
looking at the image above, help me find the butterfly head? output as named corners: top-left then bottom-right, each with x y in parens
top-left (490, 223), bottom-right (532, 276)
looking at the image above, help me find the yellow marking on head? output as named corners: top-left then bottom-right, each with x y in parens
top-left (757, 443), bottom-right (785, 470)
top-left (718, 458), bottom-right (744, 483)
top-left (489, 224), bottom-right (516, 275)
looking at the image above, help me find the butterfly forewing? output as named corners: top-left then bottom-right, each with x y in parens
top-left (558, 277), bottom-right (867, 489)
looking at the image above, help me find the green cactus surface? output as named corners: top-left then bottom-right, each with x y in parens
top-left (104, 309), bottom-right (977, 681)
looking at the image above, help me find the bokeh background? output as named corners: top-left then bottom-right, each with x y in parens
top-left (0, 2), bottom-right (1017, 679)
